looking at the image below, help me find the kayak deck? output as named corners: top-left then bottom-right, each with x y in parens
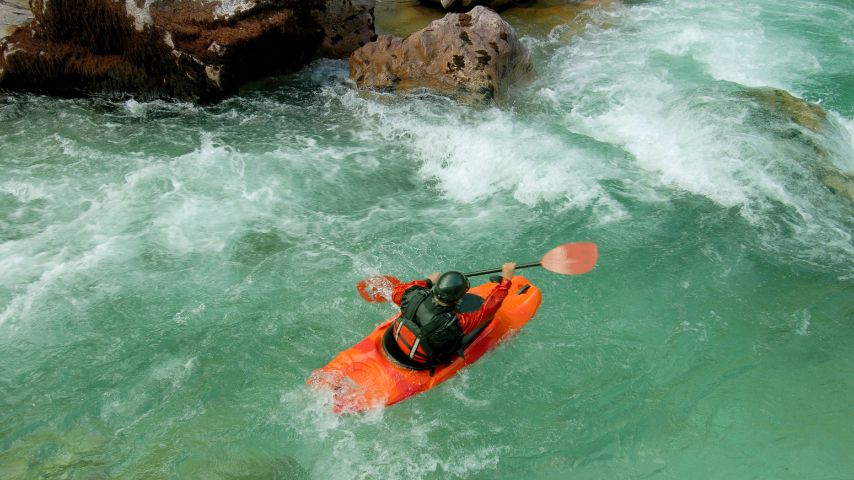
top-left (307, 276), bottom-right (542, 413)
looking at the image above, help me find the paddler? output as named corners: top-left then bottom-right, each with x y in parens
top-left (382, 262), bottom-right (516, 370)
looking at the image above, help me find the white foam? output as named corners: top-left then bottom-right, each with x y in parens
top-left (173, 303), bottom-right (206, 324)
top-left (0, 180), bottom-right (52, 202)
top-left (277, 385), bottom-right (382, 440)
top-left (535, 0), bottom-right (854, 220)
top-left (151, 355), bottom-right (197, 387)
top-left (152, 197), bottom-right (231, 254)
top-left (123, 98), bottom-right (145, 116)
top-left (335, 90), bottom-right (624, 216)
top-left (142, 134), bottom-right (284, 254)
top-left (833, 114), bottom-right (854, 172)
top-left (794, 310), bottom-right (811, 336)
top-left (0, 131), bottom-right (292, 330)
top-left (622, 0), bottom-right (819, 89)
top-left (125, 0), bottom-right (155, 32)
top-left (276, 382), bottom-right (506, 478)
top-left (214, 0), bottom-right (255, 19)
top-left (0, 238), bottom-right (119, 326)
top-left (445, 370), bottom-right (490, 407)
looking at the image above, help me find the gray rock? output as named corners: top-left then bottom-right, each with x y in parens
top-left (0, 0), bottom-right (31, 39)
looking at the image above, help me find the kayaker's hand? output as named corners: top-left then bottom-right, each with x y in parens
top-left (502, 262), bottom-right (516, 280)
top-left (428, 272), bottom-right (440, 284)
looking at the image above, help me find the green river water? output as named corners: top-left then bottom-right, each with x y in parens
top-left (1, 0), bottom-right (853, 478)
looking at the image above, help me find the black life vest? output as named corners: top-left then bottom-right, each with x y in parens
top-left (389, 288), bottom-right (464, 367)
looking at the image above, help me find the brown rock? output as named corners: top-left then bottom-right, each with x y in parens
top-left (313, 0), bottom-right (378, 58)
top-left (748, 87), bottom-right (827, 134)
top-left (349, 6), bottom-right (534, 104)
top-left (822, 171), bottom-right (854, 205)
top-left (0, 0), bottom-right (376, 102)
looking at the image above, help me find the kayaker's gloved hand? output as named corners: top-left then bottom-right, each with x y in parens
top-left (502, 262), bottom-right (516, 281)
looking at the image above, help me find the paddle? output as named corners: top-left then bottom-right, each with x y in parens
top-left (357, 275), bottom-right (403, 303)
top-left (356, 242), bottom-right (598, 303)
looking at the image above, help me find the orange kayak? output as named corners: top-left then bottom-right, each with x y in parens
top-left (307, 276), bottom-right (542, 413)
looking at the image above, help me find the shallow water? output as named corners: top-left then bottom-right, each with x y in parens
top-left (1, 0), bottom-right (853, 478)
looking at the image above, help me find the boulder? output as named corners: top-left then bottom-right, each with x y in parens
top-left (0, 0), bottom-right (376, 102)
top-left (350, 6), bottom-right (534, 104)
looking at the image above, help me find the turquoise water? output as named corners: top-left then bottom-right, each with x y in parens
top-left (1, 0), bottom-right (853, 478)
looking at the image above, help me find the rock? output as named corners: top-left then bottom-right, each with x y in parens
top-left (350, 6), bottom-right (534, 104)
top-left (822, 171), bottom-right (854, 205)
top-left (747, 87), bottom-right (827, 134)
top-left (314, 0), bottom-right (378, 58)
top-left (0, 0), bottom-right (376, 102)
top-left (0, 0), bottom-right (31, 39)
top-left (741, 87), bottom-right (854, 205)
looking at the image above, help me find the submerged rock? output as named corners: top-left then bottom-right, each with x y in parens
top-left (374, 0), bottom-right (445, 37)
top-left (0, 0), bottom-right (376, 102)
top-left (423, 0), bottom-right (526, 11)
top-left (747, 88), bottom-right (827, 134)
top-left (502, 0), bottom-right (622, 37)
top-left (350, 6), bottom-right (534, 104)
top-left (373, 0), bottom-right (620, 44)
top-left (743, 87), bottom-right (854, 205)
top-left (822, 171), bottom-right (854, 204)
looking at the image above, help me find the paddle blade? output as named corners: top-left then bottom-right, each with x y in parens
top-left (541, 242), bottom-right (598, 275)
top-left (356, 275), bottom-right (402, 302)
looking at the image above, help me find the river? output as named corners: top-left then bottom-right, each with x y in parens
top-left (1, 0), bottom-right (852, 478)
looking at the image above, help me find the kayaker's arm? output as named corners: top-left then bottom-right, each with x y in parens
top-left (457, 263), bottom-right (516, 334)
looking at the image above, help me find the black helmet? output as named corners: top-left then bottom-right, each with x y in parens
top-left (433, 271), bottom-right (470, 304)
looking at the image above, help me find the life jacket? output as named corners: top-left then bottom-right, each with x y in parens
top-left (388, 288), bottom-right (464, 368)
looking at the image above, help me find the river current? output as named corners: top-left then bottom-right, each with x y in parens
top-left (1, 0), bottom-right (852, 478)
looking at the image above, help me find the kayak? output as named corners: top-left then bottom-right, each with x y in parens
top-left (307, 276), bottom-right (542, 413)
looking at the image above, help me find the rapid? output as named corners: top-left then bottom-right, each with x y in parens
top-left (1, 0), bottom-right (852, 478)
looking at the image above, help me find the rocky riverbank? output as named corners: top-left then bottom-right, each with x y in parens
top-left (0, 0), bottom-right (375, 102)
top-left (1, 0), bottom-right (615, 103)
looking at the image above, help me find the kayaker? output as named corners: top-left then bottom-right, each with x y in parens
top-left (382, 262), bottom-right (516, 370)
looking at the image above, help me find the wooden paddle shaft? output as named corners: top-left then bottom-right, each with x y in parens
top-left (464, 261), bottom-right (541, 278)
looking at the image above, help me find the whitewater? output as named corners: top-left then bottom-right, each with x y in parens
top-left (1, 0), bottom-right (852, 478)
